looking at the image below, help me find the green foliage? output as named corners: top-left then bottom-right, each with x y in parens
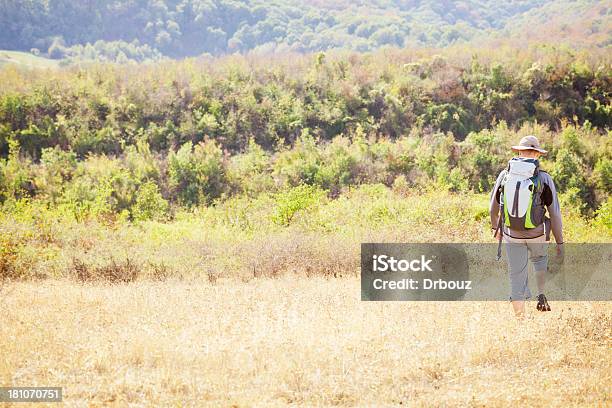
top-left (62, 40), bottom-right (163, 64)
top-left (56, 154), bottom-right (159, 221)
top-left (124, 141), bottom-right (162, 183)
top-left (0, 47), bottom-right (610, 159)
top-left (72, 127), bottom-right (121, 157)
top-left (273, 131), bottom-right (323, 188)
top-left (459, 128), bottom-right (508, 192)
top-left (168, 141), bottom-right (227, 206)
top-left (421, 104), bottom-right (472, 139)
top-left (272, 184), bottom-right (326, 226)
top-left (36, 147), bottom-right (77, 202)
top-left (273, 133), bottom-right (360, 194)
top-left (315, 137), bottom-right (359, 194)
top-left (0, 46), bottom-right (609, 222)
top-left (228, 140), bottom-right (274, 197)
top-left (593, 157), bottom-right (611, 193)
top-left (132, 181), bottom-right (169, 222)
top-left (61, 176), bottom-right (114, 222)
top-left (593, 196), bottom-right (612, 231)
top-left (0, 140), bottom-right (34, 203)
top-left (549, 137), bottom-right (591, 213)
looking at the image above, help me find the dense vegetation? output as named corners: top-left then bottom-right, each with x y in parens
top-left (1, 0), bottom-right (609, 62)
top-left (0, 46), bottom-right (610, 227)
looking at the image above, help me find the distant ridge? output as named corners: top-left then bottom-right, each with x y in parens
top-left (0, 0), bottom-right (608, 63)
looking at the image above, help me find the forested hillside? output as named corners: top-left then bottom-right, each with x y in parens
top-left (1, 0), bottom-right (609, 62)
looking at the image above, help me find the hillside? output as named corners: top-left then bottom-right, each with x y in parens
top-left (0, 50), bottom-right (59, 69)
top-left (0, 0), bottom-right (608, 63)
top-left (498, 0), bottom-right (611, 48)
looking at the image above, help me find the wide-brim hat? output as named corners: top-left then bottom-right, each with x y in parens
top-left (511, 135), bottom-right (547, 154)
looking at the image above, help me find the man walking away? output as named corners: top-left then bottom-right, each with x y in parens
top-left (489, 135), bottom-right (564, 317)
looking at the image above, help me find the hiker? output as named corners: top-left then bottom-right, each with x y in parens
top-left (489, 135), bottom-right (564, 317)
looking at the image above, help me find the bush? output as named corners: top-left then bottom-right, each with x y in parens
top-left (593, 197), bottom-right (611, 231)
top-left (71, 126), bottom-right (121, 157)
top-left (61, 176), bottom-right (114, 221)
top-left (316, 136), bottom-right (358, 194)
top-left (272, 184), bottom-right (326, 226)
top-left (0, 140), bottom-right (35, 203)
top-left (58, 155), bottom-right (136, 220)
top-left (459, 129), bottom-right (509, 192)
top-left (0, 233), bottom-right (25, 280)
top-left (168, 140), bottom-right (227, 206)
top-left (72, 257), bottom-right (140, 283)
top-left (549, 148), bottom-right (591, 212)
top-left (124, 141), bottom-right (162, 183)
top-left (227, 140), bottom-right (274, 196)
top-left (420, 103), bottom-right (472, 139)
top-left (273, 131), bottom-right (321, 188)
top-left (36, 147), bottom-right (77, 202)
top-left (593, 157), bottom-right (611, 194)
top-left (273, 133), bottom-right (360, 193)
top-left (132, 181), bottom-right (168, 221)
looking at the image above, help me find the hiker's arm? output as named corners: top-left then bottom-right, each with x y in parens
top-left (543, 174), bottom-right (564, 244)
top-left (489, 171), bottom-right (504, 231)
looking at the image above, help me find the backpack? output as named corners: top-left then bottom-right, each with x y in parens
top-left (499, 157), bottom-right (545, 231)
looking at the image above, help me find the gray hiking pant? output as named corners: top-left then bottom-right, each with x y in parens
top-left (504, 236), bottom-right (549, 300)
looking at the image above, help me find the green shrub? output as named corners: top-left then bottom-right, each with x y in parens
top-left (385, 137), bottom-right (418, 180)
top-left (227, 140), bottom-right (274, 196)
top-left (549, 148), bottom-right (591, 212)
top-left (273, 131), bottom-right (321, 188)
top-left (420, 103), bottom-right (472, 139)
top-left (132, 181), bottom-right (168, 221)
top-left (316, 136), bottom-right (358, 194)
top-left (593, 157), bottom-right (611, 194)
top-left (124, 140), bottom-right (161, 183)
top-left (71, 126), bottom-right (121, 157)
top-left (168, 140), bottom-right (227, 206)
top-left (61, 176), bottom-right (114, 221)
top-left (593, 196), bottom-right (612, 231)
top-left (36, 147), bottom-right (77, 202)
top-left (57, 155), bottom-right (135, 220)
top-left (272, 184), bottom-right (326, 226)
top-left (0, 140), bottom-right (34, 202)
top-left (460, 129), bottom-right (507, 192)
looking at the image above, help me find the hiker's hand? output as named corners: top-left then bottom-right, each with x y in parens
top-left (493, 229), bottom-right (502, 240)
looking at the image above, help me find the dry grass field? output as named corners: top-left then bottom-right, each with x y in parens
top-left (1, 277), bottom-right (610, 407)
top-left (1, 190), bottom-right (610, 406)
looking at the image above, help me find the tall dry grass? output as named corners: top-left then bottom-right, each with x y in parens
top-left (1, 279), bottom-right (610, 406)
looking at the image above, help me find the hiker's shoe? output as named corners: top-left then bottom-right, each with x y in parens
top-left (536, 294), bottom-right (551, 312)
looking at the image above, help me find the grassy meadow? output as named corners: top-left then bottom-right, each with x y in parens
top-left (0, 51), bottom-right (59, 70)
top-left (1, 186), bottom-right (611, 406)
top-left (1, 280), bottom-right (610, 406)
top-left (2, 186), bottom-right (610, 282)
